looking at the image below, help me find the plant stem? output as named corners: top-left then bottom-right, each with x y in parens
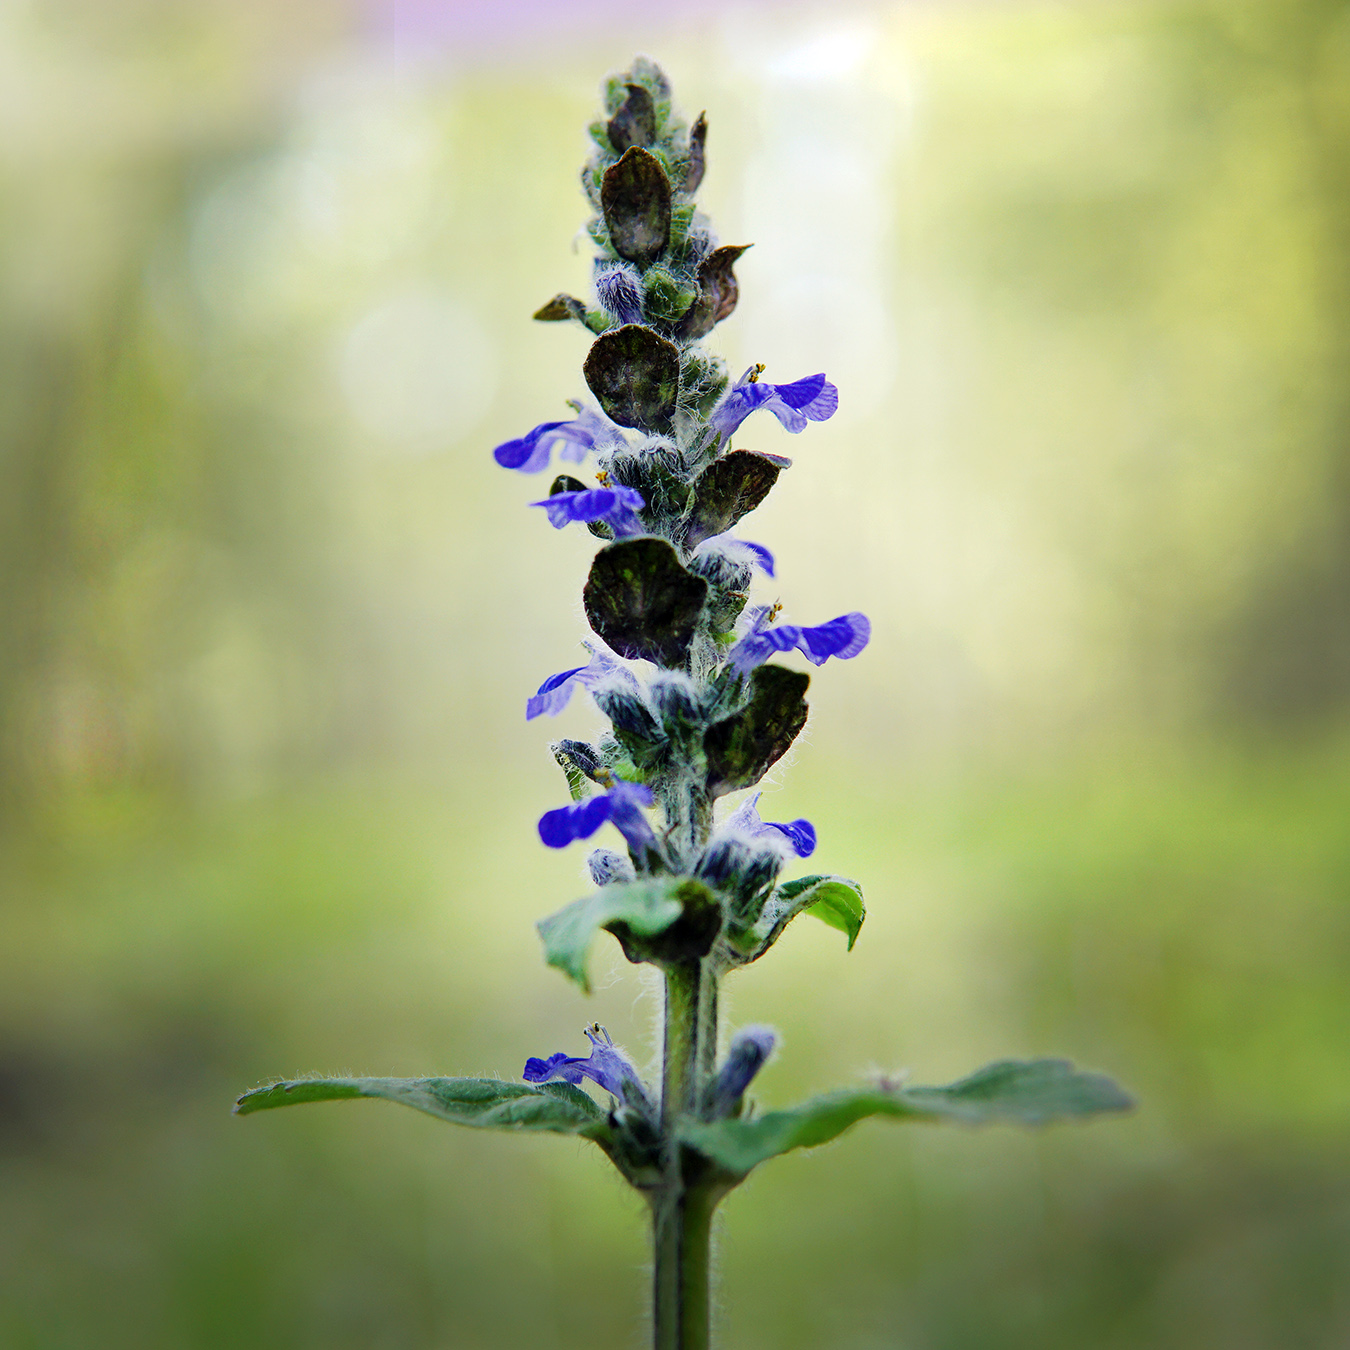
top-left (654, 959), bottom-right (717, 1350)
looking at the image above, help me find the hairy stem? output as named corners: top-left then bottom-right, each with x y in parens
top-left (655, 959), bottom-right (718, 1349)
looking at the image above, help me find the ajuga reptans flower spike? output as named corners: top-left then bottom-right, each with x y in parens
top-left (236, 58), bottom-right (1132, 1350)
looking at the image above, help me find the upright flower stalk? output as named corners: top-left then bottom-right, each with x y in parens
top-left (236, 59), bottom-right (1132, 1350)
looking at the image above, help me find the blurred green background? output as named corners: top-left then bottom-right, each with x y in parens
top-left (4, 0), bottom-right (1350, 1346)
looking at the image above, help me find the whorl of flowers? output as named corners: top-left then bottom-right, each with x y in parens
top-left (237, 62), bottom-right (1132, 1350)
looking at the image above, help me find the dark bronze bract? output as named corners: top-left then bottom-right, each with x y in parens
top-left (676, 244), bottom-right (751, 340)
top-left (704, 664), bottom-right (810, 797)
top-left (684, 112), bottom-right (707, 193)
top-left (683, 449), bottom-right (783, 547)
top-left (583, 538), bottom-right (708, 667)
top-left (607, 83), bottom-right (657, 153)
top-left (583, 324), bottom-right (680, 430)
top-left (601, 148), bottom-right (672, 264)
top-left (534, 293), bottom-right (589, 323)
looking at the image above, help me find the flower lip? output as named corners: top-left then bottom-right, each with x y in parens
top-left (493, 404), bottom-right (617, 473)
top-left (537, 775), bottom-right (658, 857)
top-left (709, 367), bottom-right (839, 439)
top-left (728, 611), bottom-right (871, 673)
top-left (693, 535), bottom-right (775, 579)
top-left (526, 646), bottom-right (639, 721)
top-left (523, 1023), bottom-right (651, 1109)
top-left (766, 818), bottom-right (816, 858)
top-left (706, 792), bottom-right (817, 862)
top-left (530, 485), bottom-right (645, 533)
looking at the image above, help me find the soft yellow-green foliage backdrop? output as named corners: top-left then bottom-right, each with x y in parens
top-left (4, 1), bottom-right (1350, 1347)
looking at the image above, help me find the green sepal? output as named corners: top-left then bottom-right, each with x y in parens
top-left (234, 1075), bottom-right (608, 1139)
top-left (667, 201), bottom-right (695, 253)
top-left (730, 874), bottom-right (864, 962)
top-left (642, 264), bottom-right (698, 324)
top-left (538, 877), bottom-right (716, 992)
top-left (681, 1060), bottom-right (1134, 1178)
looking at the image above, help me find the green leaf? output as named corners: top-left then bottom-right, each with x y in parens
top-left (681, 1059), bottom-right (1134, 1177)
top-left (538, 877), bottom-right (696, 992)
top-left (600, 147), bottom-right (671, 264)
top-left (726, 874), bottom-right (863, 965)
top-left (234, 1076), bottom-right (607, 1137)
top-left (583, 324), bottom-right (681, 432)
top-left (704, 664), bottom-right (809, 797)
top-left (583, 537), bottom-right (708, 667)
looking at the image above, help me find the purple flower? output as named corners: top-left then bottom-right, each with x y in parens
top-left (705, 1025), bottom-right (776, 1117)
top-left (723, 792), bottom-right (816, 858)
top-left (596, 265), bottom-right (643, 325)
top-left (524, 1023), bottom-right (650, 1106)
top-left (693, 535), bottom-right (775, 578)
top-left (493, 404), bottom-right (616, 473)
top-left (709, 367), bottom-right (839, 440)
top-left (728, 607), bottom-right (870, 673)
top-left (538, 776), bottom-right (658, 856)
top-left (530, 485), bottom-right (645, 534)
top-left (739, 541), bottom-right (775, 577)
top-left (526, 646), bottom-right (640, 720)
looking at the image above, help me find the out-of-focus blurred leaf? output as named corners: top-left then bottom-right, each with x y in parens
top-left (537, 877), bottom-right (694, 991)
top-left (682, 1060), bottom-right (1133, 1176)
top-left (234, 1075), bottom-right (607, 1136)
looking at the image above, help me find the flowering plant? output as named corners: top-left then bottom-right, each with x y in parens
top-left (236, 59), bottom-right (1130, 1349)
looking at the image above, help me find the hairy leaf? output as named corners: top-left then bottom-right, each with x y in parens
top-left (704, 664), bottom-right (809, 796)
top-left (601, 148), bottom-right (671, 264)
top-left (583, 325), bottom-right (681, 431)
top-left (682, 1060), bottom-right (1134, 1177)
top-left (538, 877), bottom-right (707, 991)
top-left (683, 450), bottom-right (782, 548)
top-left (676, 244), bottom-right (751, 340)
top-left (235, 1076), bottom-right (607, 1137)
top-left (736, 874), bottom-right (864, 961)
top-left (584, 537), bottom-right (708, 667)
